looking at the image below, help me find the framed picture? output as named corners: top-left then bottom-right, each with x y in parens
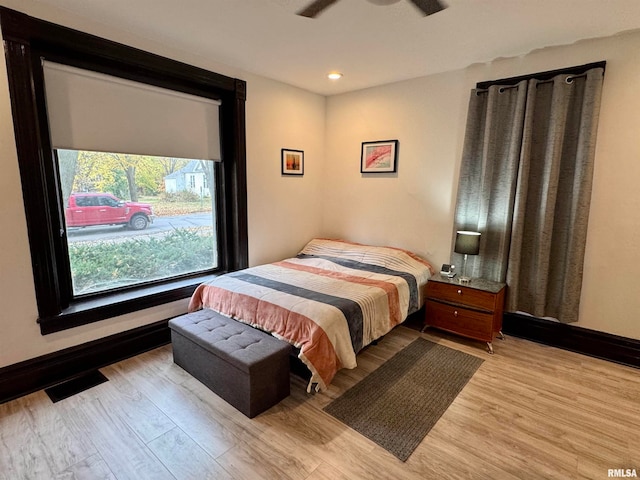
top-left (360, 140), bottom-right (398, 173)
top-left (281, 149), bottom-right (304, 175)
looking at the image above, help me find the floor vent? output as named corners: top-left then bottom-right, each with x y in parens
top-left (44, 370), bottom-right (108, 403)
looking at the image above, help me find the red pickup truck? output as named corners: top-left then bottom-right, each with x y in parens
top-left (65, 193), bottom-right (155, 230)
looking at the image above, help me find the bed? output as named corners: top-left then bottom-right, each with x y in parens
top-left (188, 238), bottom-right (434, 391)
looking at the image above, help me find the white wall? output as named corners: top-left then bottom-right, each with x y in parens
top-left (0, 0), bottom-right (325, 367)
top-left (324, 30), bottom-right (640, 340)
top-left (245, 74), bottom-right (325, 266)
top-left (323, 72), bottom-right (469, 264)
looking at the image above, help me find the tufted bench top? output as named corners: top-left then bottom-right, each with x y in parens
top-left (168, 309), bottom-right (292, 374)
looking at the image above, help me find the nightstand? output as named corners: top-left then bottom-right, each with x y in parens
top-left (423, 274), bottom-right (506, 353)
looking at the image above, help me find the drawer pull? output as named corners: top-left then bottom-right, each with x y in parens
top-left (454, 310), bottom-right (458, 317)
top-left (457, 289), bottom-right (462, 295)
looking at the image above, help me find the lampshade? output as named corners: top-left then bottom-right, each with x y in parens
top-left (454, 231), bottom-right (481, 255)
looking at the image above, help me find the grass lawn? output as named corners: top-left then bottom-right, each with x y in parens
top-left (139, 195), bottom-right (213, 216)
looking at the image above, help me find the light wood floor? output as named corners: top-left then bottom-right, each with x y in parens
top-left (1, 324), bottom-right (639, 480)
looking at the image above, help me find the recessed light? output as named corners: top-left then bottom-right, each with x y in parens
top-left (327, 72), bottom-right (343, 80)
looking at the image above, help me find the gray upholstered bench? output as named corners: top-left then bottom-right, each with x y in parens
top-left (169, 309), bottom-right (292, 418)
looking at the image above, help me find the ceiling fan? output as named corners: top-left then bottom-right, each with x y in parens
top-left (297, 0), bottom-right (447, 18)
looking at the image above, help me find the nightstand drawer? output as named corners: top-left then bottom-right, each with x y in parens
top-left (426, 281), bottom-right (496, 312)
top-left (425, 300), bottom-right (494, 341)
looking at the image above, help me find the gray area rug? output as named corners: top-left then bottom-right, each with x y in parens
top-left (323, 337), bottom-right (483, 461)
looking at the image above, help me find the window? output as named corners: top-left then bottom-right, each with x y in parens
top-left (1, 7), bottom-right (248, 334)
top-left (98, 196), bottom-right (118, 207)
top-left (59, 150), bottom-right (217, 296)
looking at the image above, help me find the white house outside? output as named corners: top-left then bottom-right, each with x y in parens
top-left (164, 160), bottom-right (211, 196)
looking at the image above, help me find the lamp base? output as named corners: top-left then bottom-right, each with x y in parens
top-left (458, 254), bottom-right (471, 283)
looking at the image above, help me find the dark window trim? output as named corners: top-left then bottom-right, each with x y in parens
top-left (475, 61), bottom-right (606, 89)
top-left (0, 7), bottom-right (248, 334)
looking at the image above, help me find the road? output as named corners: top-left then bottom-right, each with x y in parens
top-left (66, 212), bottom-right (214, 243)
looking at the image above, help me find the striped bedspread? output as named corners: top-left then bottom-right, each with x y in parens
top-left (188, 239), bottom-right (434, 391)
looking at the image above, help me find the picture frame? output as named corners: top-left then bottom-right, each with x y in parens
top-left (281, 149), bottom-right (304, 175)
top-left (361, 140), bottom-right (398, 173)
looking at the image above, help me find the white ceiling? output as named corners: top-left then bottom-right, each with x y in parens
top-left (30, 0), bottom-right (640, 95)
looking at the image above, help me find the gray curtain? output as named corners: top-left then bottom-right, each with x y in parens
top-left (453, 80), bottom-right (528, 281)
top-left (452, 67), bottom-right (604, 323)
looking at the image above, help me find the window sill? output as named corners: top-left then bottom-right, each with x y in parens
top-left (38, 274), bottom-right (220, 335)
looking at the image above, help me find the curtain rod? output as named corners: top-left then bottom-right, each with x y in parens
top-left (475, 61), bottom-right (605, 90)
top-left (475, 72), bottom-right (591, 95)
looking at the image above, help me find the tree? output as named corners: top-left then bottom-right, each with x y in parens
top-left (106, 153), bottom-right (145, 202)
top-left (73, 151), bottom-right (129, 198)
top-left (56, 149), bottom-right (78, 207)
top-left (158, 157), bottom-right (189, 178)
top-left (124, 163), bottom-right (138, 202)
top-left (71, 151), bottom-right (192, 200)
top-left (137, 157), bottom-right (187, 195)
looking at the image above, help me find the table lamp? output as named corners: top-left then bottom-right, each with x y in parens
top-left (454, 231), bottom-right (481, 283)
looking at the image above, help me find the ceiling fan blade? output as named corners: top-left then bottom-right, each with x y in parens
top-left (408, 0), bottom-right (446, 16)
top-left (297, 0), bottom-right (340, 18)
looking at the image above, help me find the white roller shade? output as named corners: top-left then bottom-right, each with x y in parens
top-left (43, 61), bottom-right (222, 161)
